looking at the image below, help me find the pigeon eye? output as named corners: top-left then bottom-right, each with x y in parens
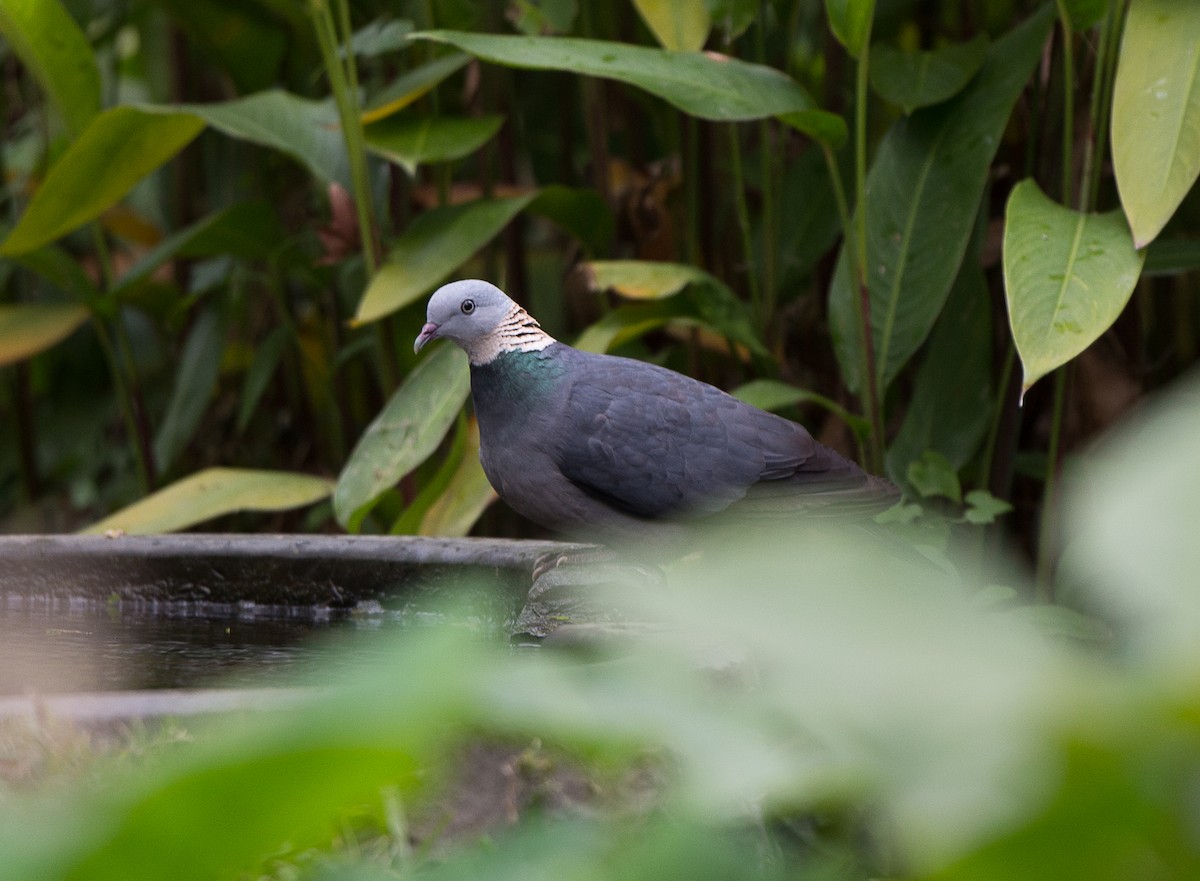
top-left (460, 299), bottom-right (476, 315)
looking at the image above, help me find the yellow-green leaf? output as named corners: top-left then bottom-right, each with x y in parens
top-left (0, 303), bottom-right (89, 366)
top-left (82, 468), bottom-right (334, 535)
top-left (1112, 0), bottom-right (1200, 248)
top-left (1003, 180), bottom-right (1145, 395)
top-left (0, 107), bottom-right (205, 256)
top-left (0, 0), bottom-right (100, 136)
top-left (632, 0), bottom-right (711, 52)
top-left (419, 419), bottom-right (497, 537)
top-left (353, 194), bottom-right (536, 325)
top-left (583, 259), bottom-right (711, 299)
top-left (361, 53), bottom-right (471, 124)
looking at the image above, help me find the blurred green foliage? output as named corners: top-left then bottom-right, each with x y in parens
top-left (0, 0), bottom-right (1199, 584)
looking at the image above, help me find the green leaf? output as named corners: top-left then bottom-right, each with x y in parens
top-left (907, 450), bottom-right (962, 503)
top-left (870, 35), bottom-right (989, 114)
top-left (153, 309), bottom-right (227, 473)
top-left (731, 378), bottom-right (870, 435)
top-left (364, 114), bottom-right (503, 175)
top-left (82, 468), bottom-right (334, 534)
top-left (361, 52), bottom-right (472, 124)
top-left (1144, 238), bottom-right (1200, 276)
top-left (113, 203), bottom-right (284, 297)
top-left (0, 303), bottom-right (89, 366)
top-left (0, 107), bottom-right (205, 256)
top-left (1062, 0), bottom-right (1109, 30)
top-left (776, 109), bottom-right (849, 150)
top-left (13, 245), bottom-right (99, 301)
top-left (334, 344), bottom-right (471, 531)
top-left (824, 0), bottom-right (875, 58)
top-left (411, 30), bottom-right (814, 121)
top-left (828, 7), bottom-right (1053, 396)
top-left (886, 261), bottom-right (992, 487)
top-left (346, 17), bottom-right (414, 58)
top-left (1003, 179), bottom-right (1145, 394)
top-left (528, 185), bottom-right (615, 255)
top-left (353, 194), bottom-right (536, 325)
top-left (1112, 0), bottom-right (1200, 248)
top-left (632, 0), bottom-right (711, 52)
top-left (419, 419), bottom-right (497, 536)
top-left (145, 91), bottom-right (349, 186)
top-left (964, 489), bottom-right (1013, 525)
top-left (237, 325), bottom-right (289, 435)
top-left (0, 0), bottom-right (100, 136)
top-left (706, 0), bottom-right (757, 40)
top-left (583, 259), bottom-right (710, 299)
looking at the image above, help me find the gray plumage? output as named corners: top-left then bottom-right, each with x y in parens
top-left (415, 279), bottom-right (898, 545)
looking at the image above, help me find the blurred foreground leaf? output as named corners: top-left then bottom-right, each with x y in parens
top-left (82, 468), bottom-right (334, 534)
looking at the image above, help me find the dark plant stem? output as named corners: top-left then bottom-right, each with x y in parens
top-left (11, 364), bottom-right (39, 502)
top-left (727, 123), bottom-right (763, 317)
top-left (684, 113), bottom-right (701, 266)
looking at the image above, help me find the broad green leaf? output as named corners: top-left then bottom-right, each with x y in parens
top-left (825, 0), bottom-right (875, 58)
top-left (870, 35), bottom-right (989, 114)
top-left (82, 468), bottom-right (334, 534)
top-left (886, 261), bottom-right (992, 487)
top-left (0, 0), bottom-right (100, 136)
top-left (364, 114), bottom-right (503, 175)
top-left (1062, 0), bottom-right (1109, 29)
top-left (353, 194), bottom-right (536, 325)
top-left (334, 344), bottom-right (471, 531)
top-left (633, 0), bottom-right (711, 52)
top-left (155, 0), bottom-right (286, 93)
top-left (0, 107), bottom-right (205, 256)
top-left (0, 303), bottom-right (89, 366)
top-left (574, 302), bottom-right (677, 353)
top-left (828, 7), bottom-right (1052, 396)
top-left (154, 309), bottom-right (226, 473)
top-left (361, 52), bottom-right (471, 124)
top-left (412, 30), bottom-right (814, 121)
top-left (777, 109), bottom-right (849, 150)
top-left (1003, 179), bottom-right (1145, 394)
top-left (1112, 0), bottom-right (1200, 248)
top-left (145, 91), bottom-right (350, 186)
top-left (113, 203), bottom-right (284, 297)
top-left (583, 259), bottom-right (710, 299)
top-left (528, 185), bottom-right (615, 256)
top-left (732, 378), bottom-right (869, 435)
top-left (419, 419), bottom-right (498, 536)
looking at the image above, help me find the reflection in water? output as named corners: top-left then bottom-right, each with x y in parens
top-left (0, 603), bottom-right (489, 695)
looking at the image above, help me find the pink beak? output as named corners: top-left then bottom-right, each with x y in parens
top-left (413, 322), bottom-right (439, 353)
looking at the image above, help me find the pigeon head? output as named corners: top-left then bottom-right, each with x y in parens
top-left (414, 279), bottom-right (553, 364)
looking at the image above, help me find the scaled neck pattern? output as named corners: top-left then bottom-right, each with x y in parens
top-left (467, 303), bottom-right (555, 365)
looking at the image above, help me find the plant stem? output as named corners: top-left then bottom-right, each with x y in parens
top-left (684, 114), bottom-right (701, 266)
top-left (727, 123), bottom-right (762, 322)
top-left (1055, 1), bottom-right (1076, 207)
top-left (1036, 367), bottom-right (1068, 601)
top-left (755, 7), bottom-right (776, 330)
top-left (1085, 0), bottom-right (1127, 211)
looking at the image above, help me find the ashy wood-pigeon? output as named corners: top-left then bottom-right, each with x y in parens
top-left (415, 279), bottom-right (899, 547)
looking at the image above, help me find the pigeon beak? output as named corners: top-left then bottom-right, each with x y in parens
top-left (413, 322), bottom-right (439, 354)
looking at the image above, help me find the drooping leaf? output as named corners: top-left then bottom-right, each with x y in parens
top-left (364, 114), bottom-right (503, 175)
top-left (1003, 179), bottom-right (1145, 394)
top-left (1112, 0), bottom-right (1200, 248)
top-left (0, 107), bottom-right (205, 256)
top-left (143, 91), bottom-right (350, 186)
top-left (353, 194), bottom-right (536, 325)
top-left (0, 0), bottom-right (100, 136)
top-left (411, 30), bottom-right (814, 121)
top-left (0, 303), bottom-right (89, 366)
top-left (583, 259), bottom-right (711, 299)
top-left (870, 35), bottom-right (989, 114)
top-left (886, 260), bottom-right (993, 487)
top-left (419, 419), bottom-right (498, 536)
top-left (573, 302), bottom-right (678, 353)
top-left (776, 109), bottom-right (849, 150)
top-left (528, 185), bottom-right (615, 256)
top-left (731, 379), bottom-right (869, 435)
top-left (824, 0), bottom-right (876, 58)
top-left (360, 52), bottom-right (472, 124)
top-left (82, 468), bottom-right (334, 534)
top-left (334, 344), bottom-right (471, 531)
top-left (828, 7), bottom-right (1053, 396)
top-left (632, 0), bottom-right (711, 52)
top-left (153, 308), bottom-right (227, 473)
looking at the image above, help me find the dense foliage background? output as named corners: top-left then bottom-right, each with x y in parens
top-left (1, 0), bottom-right (1199, 588)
